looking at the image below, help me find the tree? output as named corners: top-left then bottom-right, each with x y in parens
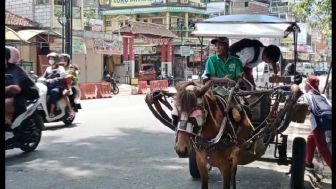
top-left (291, 0), bottom-right (331, 37)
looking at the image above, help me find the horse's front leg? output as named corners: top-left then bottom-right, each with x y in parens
top-left (230, 164), bottom-right (237, 189)
top-left (219, 161), bottom-right (232, 189)
top-left (195, 149), bottom-right (209, 189)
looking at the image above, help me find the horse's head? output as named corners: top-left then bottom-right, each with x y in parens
top-left (173, 80), bottom-right (213, 157)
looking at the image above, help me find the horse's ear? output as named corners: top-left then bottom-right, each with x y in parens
top-left (197, 80), bottom-right (213, 96)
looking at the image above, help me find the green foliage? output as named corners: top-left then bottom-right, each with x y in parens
top-left (291, 0), bottom-right (331, 37)
top-left (83, 8), bottom-right (95, 19)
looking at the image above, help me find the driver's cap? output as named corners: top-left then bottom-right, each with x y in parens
top-left (210, 37), bottom-right (229, 45)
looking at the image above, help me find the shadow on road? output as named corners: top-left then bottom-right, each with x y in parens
top-left (5, 127), bottom-right (331, 189)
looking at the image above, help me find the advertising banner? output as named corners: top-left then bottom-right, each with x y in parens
top-left (134, 46), bottom-right (156, 54)
top-left (110, 0), bottom-right (152, 7)
top-left (93, 39), bottom-right (123, 55)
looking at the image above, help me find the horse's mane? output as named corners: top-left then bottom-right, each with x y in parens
top-left (175, 81), bottom-right (217, 115)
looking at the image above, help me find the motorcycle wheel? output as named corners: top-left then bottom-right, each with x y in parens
top-left (19, 114), bottom-right (43, 152)
top-left (112, 85), bottom-right (119, 95)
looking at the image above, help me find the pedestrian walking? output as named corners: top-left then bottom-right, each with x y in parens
top-left (302, 75), bottom-right (332, 171)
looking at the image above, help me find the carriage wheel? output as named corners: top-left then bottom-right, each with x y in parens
top-left (189, 147), bottom-right (201, 179)
top-left (290, 137), bottom-right (306, 189)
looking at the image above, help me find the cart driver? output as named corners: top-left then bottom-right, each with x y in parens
top-left (203, 37), bottom-right (243, 85)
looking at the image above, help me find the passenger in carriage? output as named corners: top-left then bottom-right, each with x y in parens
top-left (203, 37), bottom-right (243, 85)
top-left (228, 38), bottom-right (281, 88)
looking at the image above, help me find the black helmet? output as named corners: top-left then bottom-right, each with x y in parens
top-left (285, 63), bottom-right (294, 74)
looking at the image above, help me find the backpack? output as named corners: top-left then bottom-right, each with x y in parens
top-left (229, 39), bottom-right (264, 64)
top-left (309, 93), bottom-right (332, 131)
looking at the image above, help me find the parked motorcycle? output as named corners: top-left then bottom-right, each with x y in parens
top-left (157, 74), bottom-right (175, 87)
top-left (104, 74), bottom-right (119, 95)
top-left (5, 74), bottom-right (43, 152)
top-left (36, 77), bottom-right (81, 125)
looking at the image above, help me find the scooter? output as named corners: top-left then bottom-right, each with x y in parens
top-left (36, 77), bottom-right (81, 125)
top-left (104, 74), bottom-right (119, 95)
top-left (5, 74), bottom-right (43, 152)
top-left (5, 99), bottom-right (44, 152)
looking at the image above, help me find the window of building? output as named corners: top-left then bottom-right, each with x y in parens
top-left (53, 0), bottom-right (79, 6)
top-left (151, 18), bottom-right (163, 25)
top-left (244, 2), bottom-right (249, 7)
top-left (143, 19), bottom-right (148, 22)
top-left (99, 0), bottom-right (111, 5)
top-left (279, 14), bottom-right (286, 19)
top-left (36, 0), bottom-right (49, 4)
top-left (54, 0), bottom-right (62, 5)
top-left (105, 20), bottom-right (111, 27)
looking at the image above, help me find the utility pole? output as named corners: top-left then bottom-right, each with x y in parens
top-left (65, 0), bottom-right (72, 57)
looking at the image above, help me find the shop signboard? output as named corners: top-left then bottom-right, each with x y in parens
top-left (110, 0), bottom-right (152, 7)
top-left (90, 19), bottom-right (103, 32)
top-left (298, 52), bottom-right (309, 60)
top-left (50, 38), bottom-right (87, 54)
top-left (134, 46), bottom-right (156, 54)
top-left (297, 23), bottom-right (308, 44)
top-left (180, 46), bottom-right (191, 56)
top-left (102, 0), bottom-right (205, 8)
top-left (93, 38), bottom-right (123, 55)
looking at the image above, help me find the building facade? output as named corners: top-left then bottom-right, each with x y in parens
top-left (5, 0), bottom-right (109, 83)
top-left (99, 0), bottom-right (207, 81)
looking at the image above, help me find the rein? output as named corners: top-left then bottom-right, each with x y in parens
top-left (188, 86), bottom-right (240, 152)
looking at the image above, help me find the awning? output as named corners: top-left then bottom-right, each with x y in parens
top-left (5, 26), bottom-right (29, 42)
top-left (16, 29), bottom-right (62, 41)
top-left (191, 14), bottom-right (299, 38)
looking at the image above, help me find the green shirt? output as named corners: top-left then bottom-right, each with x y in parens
top-left (205, 54), bottom-right (243, 80)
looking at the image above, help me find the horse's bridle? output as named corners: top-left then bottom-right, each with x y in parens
top-left (175, 97), bottom-right (208, 136)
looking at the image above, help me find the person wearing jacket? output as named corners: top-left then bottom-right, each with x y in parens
top-left (41, 52), bottom-right (66, 118)
top-left (5, 46), bottom-right (39, 126)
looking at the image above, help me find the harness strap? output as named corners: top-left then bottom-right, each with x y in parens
top-left (209, 86), bottom-right (236, 143)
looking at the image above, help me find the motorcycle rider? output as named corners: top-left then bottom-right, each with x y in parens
top-left (283, 63), bottom-right (303, 85)
top-left (5, 46), bottom-right (39, 126)
top-left (41, 52), bottom-right (68, 118)
top-left (58, 53), bottom-right (79, 115)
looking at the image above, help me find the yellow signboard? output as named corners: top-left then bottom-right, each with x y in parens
top-left (110, 0), bottom-right (153, 7)
top-left (284, 51), bottom-right (293, 60)
top-left (281, 37), bottom-right (294, 44)
top-left (298, 53), bottom-right (309, 60)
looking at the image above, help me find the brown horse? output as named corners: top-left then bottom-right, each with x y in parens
top-left (173, 80), bottom-right (268, 189)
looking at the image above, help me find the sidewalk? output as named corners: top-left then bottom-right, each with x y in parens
top-left (286, 116), bottom-right (332, 183)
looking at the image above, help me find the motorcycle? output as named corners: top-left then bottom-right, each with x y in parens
top-left (5, 74), bottom-right (43, 152)
top-left (36, 77), bottom-right (81, 125)
top-left (28, 70), bottom-right (38, 82)
top-left (157, 74), bottom-right (175, 87)
top-left (104, 74), bottom-right (119, 95)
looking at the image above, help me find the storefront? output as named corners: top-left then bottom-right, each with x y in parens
top-left (113, 21), bottom-right (176, 84)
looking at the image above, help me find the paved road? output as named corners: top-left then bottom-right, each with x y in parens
top-left (5, 94), bottom-right (331, 189)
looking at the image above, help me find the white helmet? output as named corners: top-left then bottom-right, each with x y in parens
top-left (46, 52), bottom-right (59, 65)
top-left (47, 52), bottom-right (58, 58)
top-left (6, 46), bottom-right (21, 64)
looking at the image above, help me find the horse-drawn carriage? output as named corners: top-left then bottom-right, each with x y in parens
top-left (145, 15), bottom-right (309, 189)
